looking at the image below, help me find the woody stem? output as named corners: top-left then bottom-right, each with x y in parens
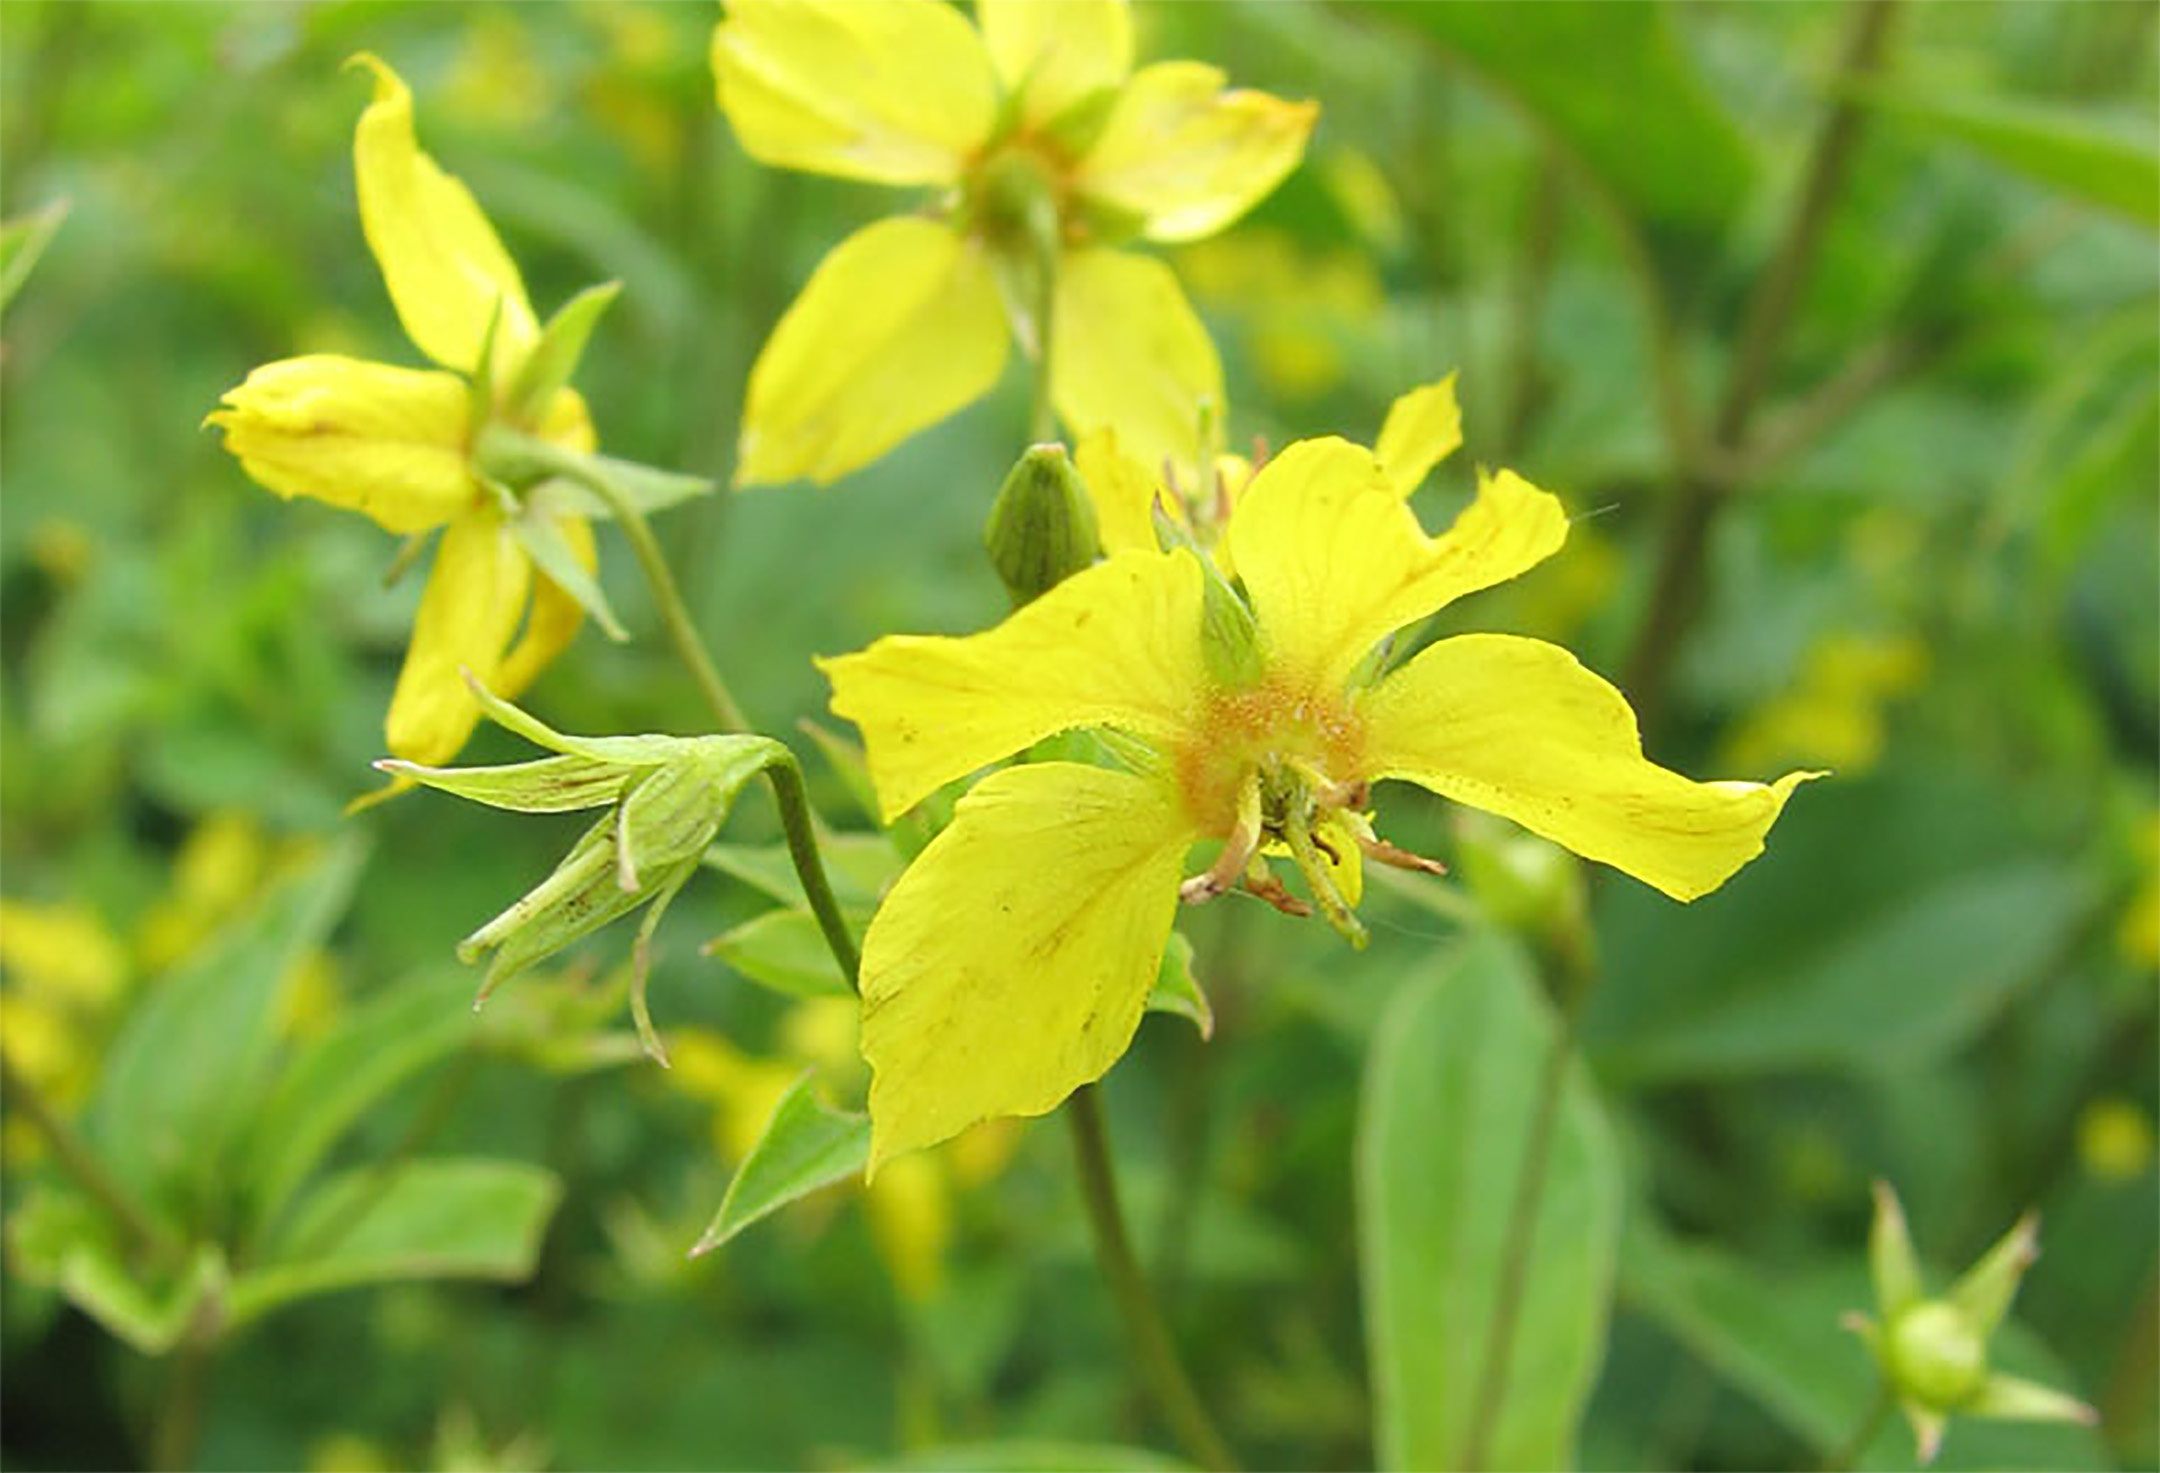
top-left (1068, 1086), bottom-right (1239, 1471)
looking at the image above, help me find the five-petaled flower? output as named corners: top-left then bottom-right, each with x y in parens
top-left (823, 378), bottom-right (1816, 1169)
top-left (209, 55), bottom-right (602, 768)
top-left (713, 0), bottom-right (1316, 486)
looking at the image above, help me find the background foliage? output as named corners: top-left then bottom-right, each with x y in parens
top-left (1, 2), bottom-right (2154, 1469)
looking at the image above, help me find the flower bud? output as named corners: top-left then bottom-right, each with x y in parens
top-left (1885, 1301), bottom-right (1988, 1409)
top-left (983, 444), bottom-right (1101, 606)
top-left (381, 677), bottom-right (790, 1063)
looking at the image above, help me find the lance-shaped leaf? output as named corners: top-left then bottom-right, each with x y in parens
top-left (693, 1072), bottom-right (871, 1255)
top-left (0, 197), bottom-right (69, 316)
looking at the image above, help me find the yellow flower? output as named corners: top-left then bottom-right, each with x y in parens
top-left (713, 0), bottom-right (1316, 486)
top-left (209, 55), bottom-right (600, 767)
top-left (824, 382), bottom-right (1816, 1168)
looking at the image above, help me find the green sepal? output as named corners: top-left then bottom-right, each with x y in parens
top-left (1144, 931), bottom-right (1213, 1038)
top-left (1199, 570), bottom-right (1266, 689)
top-left (376, 753), bottom-right (632, 814)
top-left (1040, 84), bottom-right (1122, 160)
top-left (510, 506), bottom-right (628, 641)
top-left (475, 423), bottom-right (715, 521)
top-left (506, 280), bottom-right (621, 426)
top-left (467, 297), bottom-right (505, 420)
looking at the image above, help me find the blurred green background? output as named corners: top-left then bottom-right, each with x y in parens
top-left (1, 2), bottom-right (2154, 1469)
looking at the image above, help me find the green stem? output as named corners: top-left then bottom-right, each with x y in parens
top-left (1459, 942), bottom-right (1596, 1472)
top-left (151, 1329), bottom-right (215, 1472)
top-left (1622, 0), bottom-right (1901, 731)
top-left (0, 1051), bottom-right (178, 1266)
top-left (766, 756), bottom-right (862, 990)
top-left (1067, 1087), bottom-right (1238, 1472)
top-left (1823, 1379), bottom-right (1894, 1472)
top-left (563, 460), bottom-right (751, 733)
top-left (1028, 207), bottom-right (1060, 444)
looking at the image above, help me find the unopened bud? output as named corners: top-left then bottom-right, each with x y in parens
top-left (1886, 1301), bottom-right (1988, 1410)
top-left (984, 444), bottom-right (1100, 606)
top-left (381, 676), bottom-right (790, 1062)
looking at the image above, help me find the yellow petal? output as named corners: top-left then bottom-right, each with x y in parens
top-left (1227, 439), bottom-right (1568, 691)
top-left (350, 53), bottom-right (536, 376)
top-left (976, 0), bottom-right (1131, 129)
top-left (822, 549), bottom-right (1207, 821)
top-left (861, 762), bottom-right (1194, 1170)
top-left (1076, 61), bottom-right (1317, 243)
top-left (495, 513), bottom-right (593, 700)
top-left (534, 385), bottom-right (598, 455)
top-left (712, 0), bottom-right (995, 187)
top-left (1362, 634), bottom-right (1818, 902)
top-left (1052, 247), bottom-right (1223, 481)
top-left (1074, 426), bottom-right (1173, 555)
top-left (384, 510), bottom-right (534, 765)
top-left (1373, 374), bottom-right (1463, 499)
top-left (739, 217), bottom-right (1009, 486)
top-left (208, 355), bottom-right (476, 534)
top-left (865, 1152), bottom-right (951, 1301)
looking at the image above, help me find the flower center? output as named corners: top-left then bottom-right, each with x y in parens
top-left (1175, 679), bottom-right (1367, 840)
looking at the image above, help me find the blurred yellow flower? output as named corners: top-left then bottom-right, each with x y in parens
top-left (1724, 631), bottom-right (1928, 777)
top-left (2077, 1097), bottom-right (2155, 1181)
top-left (209, 55), bottom-right (599, 767)
top-left (1176, 228), bottom-right (1385, 401)
top-left (826, 381), bottom-right (1815, 1168)
top-left (713, 0), bottom-right (1316, 486)
top-left (2120, 812), bottom-right (2160, 970)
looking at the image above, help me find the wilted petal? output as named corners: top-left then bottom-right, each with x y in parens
top-left (861, 762), bottom-right (1194, 1170)
top-left (1076, 61), bottom-right (1316, 242)
top-left (738, 217), bottom-right (1009, 486)
top-left (977, 0), bottom-right (1131, 130)
top-left (1052, 247), bottom-right (1223, 482)
top-left (822, 548), bottom-right (1207, 820)
top-left (350, 53), bottom-right (537, 376)
top-left (209, 355), bottom-right (475, 534)
top-left (1362, 634), bottom-right (1816, 902)
top-left (385, 510), bottom-right (534, 765)
top-left (1227, 439), bottom-right (1568, 690)
top-left (712, 0), bottom-right (995, 186)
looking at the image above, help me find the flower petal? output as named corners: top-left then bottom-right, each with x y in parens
top-left (1052, 247), bottom-right (1223, 481)
top-left (350, 53), bottom-right (537, 376)
top-left (712, 0), bottom-right (995, 187)
top-left (822, 548), bottom-right (1207, 821)
top-left (976, 0), bottom-right (1131, 129)
top-left (1227, 438), bottom-right (1568, 691)
top-left (1076, 61), bottom-right (1317, 243)
top-left (385, 510), bottom-right (534, 765)
top-left (860, 762), bottom-right (1194, 1170)
top-left (1362, 634), bottom-right (1817, 902)
top-left (738, 217), bottom-right (1009, 487)
top-left (1373, 374), bottom-right (1463, 499)
top-left (495, 514), bottom-right (594, 700)
top-left (208, 355), bottom-right (475, 534)
top-left (1074, 426), bottom-right (1170, 554)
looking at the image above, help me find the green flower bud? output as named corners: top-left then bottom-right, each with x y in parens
top-left (984, 444), bottom-right (1101, 606)
top-left (381, 677), bottom-right (790, 1063)
top-left (1847, 1182), bottom-right (2098, 1464)
top-left (1885, 1301), bottom-right (1988, 1410)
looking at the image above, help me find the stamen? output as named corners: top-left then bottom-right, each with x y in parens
top-left (1356, 833), bottom-right (1449, 877)
top-left (1240, 870), bottom-right (1311, 917)
top-left (1179, 773), bottom-right (1262, 908)
top-left (1282, 801), bottom-right (1368, 950)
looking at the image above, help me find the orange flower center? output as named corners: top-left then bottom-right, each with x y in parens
top-left (1174, 677), bottom-right (1368, 838)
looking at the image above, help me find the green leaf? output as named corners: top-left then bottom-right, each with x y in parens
top-left (703, 831), bottom-right (898, 912)
top-left (1145, 930), bottom-right (1213, 1039)
top-left (1381, 2), bottom-right (1751, 252)
top-left (1857, 88), bottom-right (2160, 229)
top-left (703, 908), bottom-right (854, 999)
top-left (241, 970), bottom-right (478, 1234)
top-left (506, 279), bottom-right (622, 423)
top-left (6, 1187), bottom-right (224, 1355)
top-left (872, 1443), bottom-right (1192, 1473)
top-left (87, 836), bottom-right (369, 1225)
top-left (1591, 860), bottom-right (2091, 1084)
top-left (693, 1072), bottom-right (868, 1255)
top-left (0, 198), bottom-right (69, 316)
top-left (1621, 1222), bottom-right (2111, 1470)
top-left (1358, 931), bottom-right (1622, 1471)
top-left (227, 1158), bottom-right (561, 1328)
